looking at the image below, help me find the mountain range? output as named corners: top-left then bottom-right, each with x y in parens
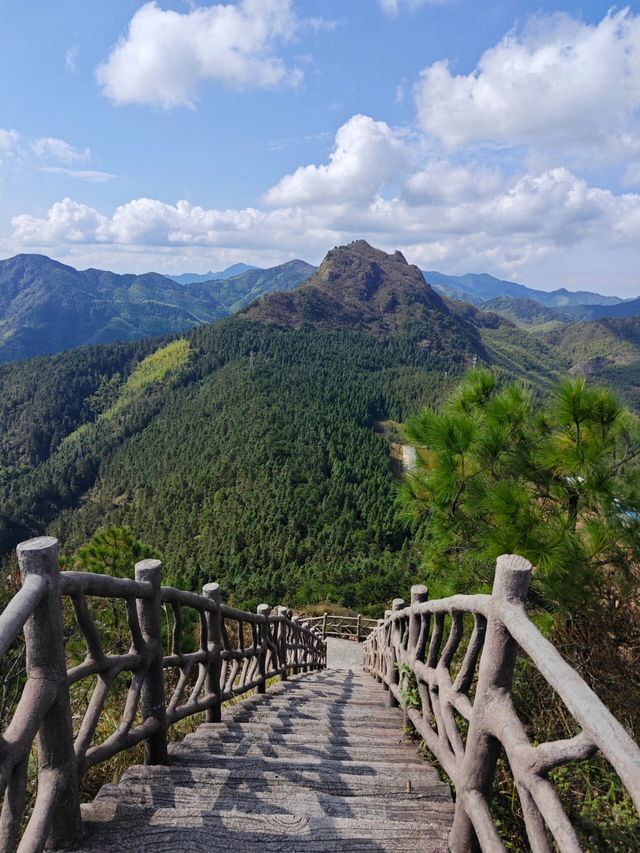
top-left (0, 255), bottom-right (313, 362)
top-left (167, 263), bottom-right (257, 284)
top-left (3, 240), bottom-right (640, 611)
top-left (1, 245), bottom-right (640, 369)
top-left (424, 270), bottom-right (625, 308)
top-left (0, 241), bottom-right (563, 611)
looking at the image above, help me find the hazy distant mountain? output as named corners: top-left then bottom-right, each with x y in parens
top-left (212, 259), bottom-right (316, 313)
top-left (481, 296), bottom-right (569, 326)
top-left (424, 270), bottom-right (623, 308)
top-left (0, 254), bottom-right (226, 362)
top-left (169, 263), bottom-right (258, 284)
top-left (557, 297), bottom-right (640, 322)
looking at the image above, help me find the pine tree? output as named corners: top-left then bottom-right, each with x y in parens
top-left (400, 370), bottom-right (640, 612)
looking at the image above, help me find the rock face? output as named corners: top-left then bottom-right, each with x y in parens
top-left (244, 240), bottom-right (451, 335)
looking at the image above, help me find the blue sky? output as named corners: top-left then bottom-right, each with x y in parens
top-left (1, 1), bottom-right (640, 294)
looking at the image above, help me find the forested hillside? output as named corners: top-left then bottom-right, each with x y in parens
top-left (0, 254), bottom-right (314, 363)
top-left (0, 243), bottom-right (568, 613)
top-left (0, 254), bottom-right (227, 361)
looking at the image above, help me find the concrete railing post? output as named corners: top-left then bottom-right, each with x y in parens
top-left (135, 559), bottom-right (167, 765)
top-left (203, 582), bottom-right (222, 722)
top-left (16, 537), bottom-right (82, 851)
top-left (356, 613), bottom-right (361, 643)
top-left (448, 555), bottom-right (532, 853)
top-left (275, 606), bottom-right (289, 680)
top-left (408, 585), bottom-right (428, 658)
top-left (322, 612), bottom-right (327, 638)
top-left (387, 598), bottom-right (405, 708)
top-left (256, 604), bottom-right (270, 694)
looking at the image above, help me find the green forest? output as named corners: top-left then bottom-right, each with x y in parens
top-left (0, 318), bottom-right (479, 611)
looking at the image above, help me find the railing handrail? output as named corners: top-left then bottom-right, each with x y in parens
top-left (363, 554), bottom-right (640, 852)
top-left (300, 612), bottom-right (378, 642)
top-left (0, 536), bottom-right (326, 851)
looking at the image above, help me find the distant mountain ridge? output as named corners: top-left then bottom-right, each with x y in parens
top-left (0, 255), bottom-right (315, 363)
top-left (424, 270), bottom-right (624, 308)
top-left (168, 263), bottom-right (258, 285)
top-left (0, 254), bottom-right (227, 362)
top-left (211, 260), bottom-right (315, 313)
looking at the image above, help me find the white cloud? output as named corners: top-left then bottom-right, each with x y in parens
top-left (8, 110), bottom-right (640, 292)
top-left (32, 137), bottom-right (90, 164)
top-left (12, 198), bottom-right (108, 244)
top-left (403, 160), bottom-right (503, 204)
top-left (12, 163), bottom-right (640, 280)
top-left (415, 9), bottom-right (640, 152)
top-left (380, 0), bottom-right (451, 14)
top-left (0, 129), bottom-right (20, 157)
top-left (264, 114), bottom-right (410, 206)
top-left (97, 0), bottom-right (303, 108)
top-left (39, 167), bottom-right (117, 183)
top-left (65, 46), bottom-right (78, 73)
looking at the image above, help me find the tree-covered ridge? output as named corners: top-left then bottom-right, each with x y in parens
top-left (208, 259), bottom-right (315, 313)
top-left (0, 254), bottom-right (228, 362)
top-left (0, 265), bottom-right (604, 613)
top-left (0, 337), bottom-right (158, 475)
top-left (0, 254), bottom-right (315, 364)
top-left (0, 308), bottom-right (514, 609)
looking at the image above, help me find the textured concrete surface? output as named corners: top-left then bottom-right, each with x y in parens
top-left (71, 670), bottom-right (453, 851)
top-left (326, 636), bottom-right (364, 670)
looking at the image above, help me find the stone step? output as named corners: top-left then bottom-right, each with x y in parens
top-left (193, 720), bottom-right (414, 745)
top-left (119, 761), bottom-right (448, 799)
top-left (217, 712), bottom-right (404, 731)
top-left (169, 735), bottom-right (429, 765)
top-left (222, 700), bottom-right (401, 717)
top-left (77, 803), bottom-right (451, 851)
top-left (93, 778), bottom-right (453, 820)
top-left (60, 667), bottom-right (453, 852)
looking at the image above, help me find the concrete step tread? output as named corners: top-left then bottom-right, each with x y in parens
top-left (75, 804), bottom-right (451, 852)
top-left (61, 669), bottom-right (453, 852)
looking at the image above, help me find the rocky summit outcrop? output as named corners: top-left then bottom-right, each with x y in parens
top-left (244, 240), bottom-right (450, 334)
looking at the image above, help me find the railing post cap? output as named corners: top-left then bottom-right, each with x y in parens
top-left (493, 554), bottom-right (532, 602)
top-left (392, 598), bottom-right (405, 611)
top-left (17, 536), bottom-right (58, 555)
top-left (135, 558), bottom-right (162, 583)
top-left (203, 582), bottom-right (221, 601)
top-left (410, 584), bottom-right (428, 602)
top-left (257, 603), bottom-right (271, 616)
top-left (17, 536), bottom-right (60, 580)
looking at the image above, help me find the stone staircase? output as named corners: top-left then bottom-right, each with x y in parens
top-left (73, 669), bottom-right (454, 851)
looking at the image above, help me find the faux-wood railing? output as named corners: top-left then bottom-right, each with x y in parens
top-left (363, 554), bottom-right (640, 852)
top-left (301, 613), bottom-right (378, 642)
top-left (0, 536), bottom-right (326, 852)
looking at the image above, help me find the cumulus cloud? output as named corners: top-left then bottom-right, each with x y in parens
top-left (403, 160), bottom-right (503, 204)
top-left (415, 8), bottom-right (640, 151)
top-left (32, 137), bottom-right (90, 164)
top-left (264, 114), bottom-right (410, 206)
top-left (0, 129), bottom-right (20, 156)
top-left (97, 0), bottom-right (303, 108)
top-left (12, 199), bottom-right (108, 244)
top-left (12, 163), bottom-right (640, 281)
